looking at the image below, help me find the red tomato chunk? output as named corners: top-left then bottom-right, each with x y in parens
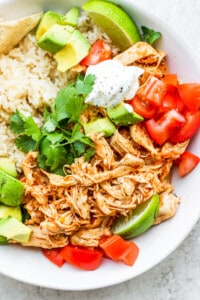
top-left (81, 39), bottom-right (112, 66)
top-left (177, 83), bottom-right (200, 113)
top-left (145, 109), bottom-right (185, 145)
top-left (60, 245), bottom-right (103, 271)
top-left (169, 111), bottom-right (200, 143)
top-left (99, 235), bottom-right (139, 266)
top-left (42, 248), bottom-right (65, 267)
top-left (129, 74), bottom-right (200, 146)
top-left (176, 151), bottom-right (200, 177)
top-left (138, 75), bottom-right (166, 107)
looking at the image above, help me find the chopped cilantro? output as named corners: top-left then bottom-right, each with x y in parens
top-left (10, 111), bottom-right (25, 134)
top-left (16, 135), bottom-right (38, 152)
top-left (23, 116), bottom-right (42, 144)
top-left (43, 108), bottom-right (57, 133)
top-left (53, 83), bottom-right (75, 122)
top-left (75, 74), bottom-right (96, 95)
top-left (9, 75), bottom-right (96, 175)
top-left (141, 25), bottom-right (162, 45)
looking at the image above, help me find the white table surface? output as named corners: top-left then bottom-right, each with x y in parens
top-left (0, 0), bottom-right (200, 299)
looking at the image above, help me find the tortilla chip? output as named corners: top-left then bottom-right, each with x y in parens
top-left (0, 12), bottom-right (42, 54)
top-left (114, 41), bottom-right (166, 66)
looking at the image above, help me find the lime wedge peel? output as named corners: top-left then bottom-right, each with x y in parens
top-left (82, 0), bottom-right (141, 51)
top-left (112, 194), bottom-right (159, 239)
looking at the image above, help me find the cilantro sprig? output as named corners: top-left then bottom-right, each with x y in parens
top-left (10, 74), bottom-right (96, 175)
top-left (141, 25), bottom-right (162, 45)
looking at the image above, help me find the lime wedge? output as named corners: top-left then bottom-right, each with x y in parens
top-left (112, 194), bottom-right (159, 238)
top-left (82, 0), bottom-right (141, 51)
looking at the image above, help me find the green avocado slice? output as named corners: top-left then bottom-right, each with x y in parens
top-left (0, 157), bottom-right (17, 177)
top-left (0, 204), bottom-right (22, 221)
top-left (36, 11), bottom-right (62, 40)
top-left (107, 102), bottom-right (143, 126)
top-left (62, 7), bottom-right (79, 27)
top-left (0, 170), bottom-right (25, 206)
top-left (0, 216), bottom-right (32, 243)
top-left (54, 29), bottom-right (91, 72)
top-left (37, 24), bottom-right (75, 53)
top-left (83, 117), bottom-right (116, 137)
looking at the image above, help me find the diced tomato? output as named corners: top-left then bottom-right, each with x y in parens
top-left (81, 39), bottom-right (112, 66)
top-left (158, 91), bottom-right (178, 114)
top-left (129, 96), bottom-right (157, 119)
top-left (158, 89), bottom-right (184, 115)
top-left (169, 110), bottom-right (200, 143)
top-left (174, 89), bottom-right (186, 112)
top-left (162, 73), bottom-right (178, 87)
top-left (176, 151), bottom-right (200, 177)
top-left (178, 83), bottom-right (200, 113)
top-left (99, 235), bottom-right (139, 266)
top-left (145, 109), bottom-right (185, 145)
top-left (60, 245), bottom-right (103, 271)
top-left (138, 75), bottom-right (166, 107)
top-left (42, 248), bottom-right (65, 267)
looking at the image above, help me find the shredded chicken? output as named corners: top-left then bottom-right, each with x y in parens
top-left (154, 191), bottom-right (181, 224)
top-left (20, 121), bottom-right (181, 248)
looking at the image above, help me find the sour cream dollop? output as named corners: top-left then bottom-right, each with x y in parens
top-left (84, 60), bottom-right (144, 108)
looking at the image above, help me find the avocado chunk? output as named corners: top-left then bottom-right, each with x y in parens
top-left (62, 7), bottom-right (79, 27)
top-left (0, 157), bottom-right (17, 177)
top-left (0, 204), bottom-right (22, 221)
top-left (0, 216), bottom-right (32, 243)
top-left (36, 11), bottom-right (62, 40)
top-left (54, 29), bottom-right (91, 72)
top-left (83, 117), bottom-right (116, 137)
top-left (107, 102), bottom-right (144, 126)
top-left (37, 24), bottom-right (75, 53)
top-left (0, 170), bottom-right (25, 206)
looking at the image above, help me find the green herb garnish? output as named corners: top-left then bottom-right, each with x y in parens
top-left (141, 25), bottom-right (162, 45)
top-left (10, 74), bottom-right (96, 175)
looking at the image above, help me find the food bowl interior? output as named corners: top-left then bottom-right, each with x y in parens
top-left (0, 0), bottom-right (199, 291)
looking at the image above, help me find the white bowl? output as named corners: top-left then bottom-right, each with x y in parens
top-left (0, 0), bottom-right (199, 291)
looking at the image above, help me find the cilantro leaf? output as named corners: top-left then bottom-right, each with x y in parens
top-left (75, 74), bottom-right (96, 95)
top-left (54, 83), bottom-right (75, 122)
top-left (24, 116), bottom-right (41, 144)
top-left (43, 108), bottom-right (57, 133)
top-left (10, 112), bottom-right (41, 151)
top-left (39, 134), bottom-right (68, 172)
top-left (64, 151), bottom-right (75, 166)
top-left (16, 135), bottom-right (37, 152)
top-left (44, 132), bottom-right (65, 145)
top-left (54, 74), bottom-right (95, 123)
top-left (45, 146), bottom-right (68, 171)
top-left (67, 94), bottom-right (87, 123)
top-left (141, 26), bottom-right (162, 45)
top-left (43, 119), bottom-right (57, 133)
top-left (84, 147), bottom-right (95, 162)
top-left (64, 124), bottom-right (93, 146)
top-left (10, 111), bottom-right (25, 134)
top-left (37, 154), bottom-right (47, 170)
